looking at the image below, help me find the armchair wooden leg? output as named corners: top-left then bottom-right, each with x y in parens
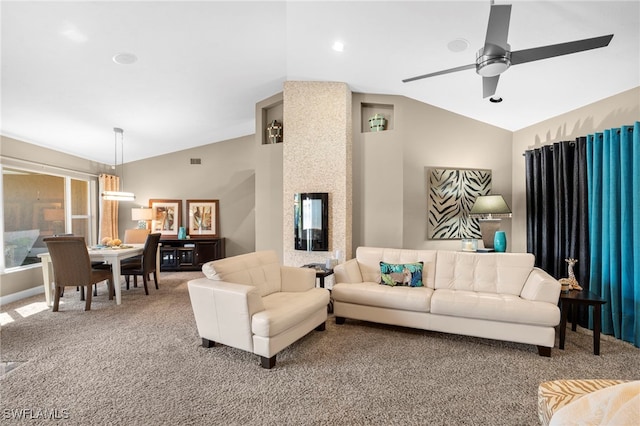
top-left (315, 321), bottom-right (326, 331)
top-left (260, 355), bottom-right (276, 369)
top-left (202, 338), bottom-right (216, 348)
top-left (336, 317), bottom-right (346, 325)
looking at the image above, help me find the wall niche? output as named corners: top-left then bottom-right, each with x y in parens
top-left (257, 93), bottom-right (284, 145)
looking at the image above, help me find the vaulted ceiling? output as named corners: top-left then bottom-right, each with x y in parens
top-left (2, 1), bottom-right (638, 164)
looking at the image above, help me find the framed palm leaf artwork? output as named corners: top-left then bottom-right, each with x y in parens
top-left (186, 199), bottom-right (219, 238)
top-left (149, 199), bottom-right (181, 237)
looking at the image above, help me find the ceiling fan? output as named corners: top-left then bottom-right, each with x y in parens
top-left (402, 2), bottom-right (614, 98)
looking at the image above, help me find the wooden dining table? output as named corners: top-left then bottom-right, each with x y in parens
top-left (38, 245), bottom-right (144, 306)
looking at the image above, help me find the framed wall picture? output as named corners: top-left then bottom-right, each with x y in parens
top-left (427, 167), bottom-right (491, 239)
top-left (149, 199), bottom-right (182, 237)
top-left (186, 199), bottom-right (219, 238)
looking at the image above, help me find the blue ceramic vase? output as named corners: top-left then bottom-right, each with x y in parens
top-left (494, 231), bottom-right (507, 252)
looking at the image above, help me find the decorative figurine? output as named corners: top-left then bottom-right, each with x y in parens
top-left (559, 258), bottom-right (583, 291)
top-left (266, 120), bottom-right (283, 144)
top-left (368, 113), bottom-right (386, 131)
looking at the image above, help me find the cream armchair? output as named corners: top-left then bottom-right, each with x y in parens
top-left (187, 250), bottom-right (330, 368)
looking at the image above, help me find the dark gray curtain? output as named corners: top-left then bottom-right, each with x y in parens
top-left (525, 139), bottom-right (590, 293)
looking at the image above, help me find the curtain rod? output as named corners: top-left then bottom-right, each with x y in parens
top-left (0, 154), bottom-right (100, 178)
top-left (522, 126), bottom-right (634, 156)
top-left (522, 141), bottom-right (576, 156)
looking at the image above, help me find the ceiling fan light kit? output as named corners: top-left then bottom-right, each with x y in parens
top-left (403, 3), bottom-right (614, 99)
top-left (476, 48), bottom-right (511, 77)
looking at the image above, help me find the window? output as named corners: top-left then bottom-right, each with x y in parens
top-left (1, 164), bottom-right (96, 272)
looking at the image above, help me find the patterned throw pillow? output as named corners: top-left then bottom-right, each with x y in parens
top-left (380, 261), bottom-right (424, 287)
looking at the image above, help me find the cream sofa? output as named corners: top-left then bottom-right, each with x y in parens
top-left (188, 251), bottom-right (330, 368)
top-left (333, 247), bottom-right (561, 356)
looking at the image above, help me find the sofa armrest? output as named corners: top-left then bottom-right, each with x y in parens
top-left (334, 258), bottom-right (363, 284)
top-left (521, 267), bottom-right (561, 304)
top-left (280, 266), bottom-right (317, 292)
top-left (188, 277), bottom-right (264, 352)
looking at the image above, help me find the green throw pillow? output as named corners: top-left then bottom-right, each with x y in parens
top-left (380, 261), bottom-right (424, 287)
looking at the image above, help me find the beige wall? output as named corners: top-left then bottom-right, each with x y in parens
top-left (510, 87), bottom-right (640, 253)
top-left (255, 93), bottom-right (284, 259)
top-left (1, 134), bottom-right (256, 299)
top-left (353, 93), bottom-right (513, 255)
top-left (3, 86), bottom-right (638, 300)
top-left (124, 134), bottom-right (256, 257)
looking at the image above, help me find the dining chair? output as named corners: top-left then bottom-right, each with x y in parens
top-left (123, 228), bottom-right (150, 244)
top-left (121, 233), bottom-right (161, 295)
top-left (43, 236), bottom-right (114, 311)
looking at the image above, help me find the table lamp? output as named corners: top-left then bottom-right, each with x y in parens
top-left (131, 207), bottom-right (152, 229)
top-left (469, 195), bottom-right (512, 251)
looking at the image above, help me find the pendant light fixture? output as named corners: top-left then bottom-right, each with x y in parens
top-left (102, 127), bottom-right (135, 201)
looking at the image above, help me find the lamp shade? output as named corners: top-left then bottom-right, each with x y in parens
top-left (469, 195), bottom-right (512, 218)
top-left (131, 207), bottom-right (153, 221)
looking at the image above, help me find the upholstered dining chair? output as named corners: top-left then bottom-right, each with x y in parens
top-left (123, 228), bottom-right (150, 244)
top-left (43, 236), bottom-right (114, 311)
top-left (121, 233), bottom-right (161, 295)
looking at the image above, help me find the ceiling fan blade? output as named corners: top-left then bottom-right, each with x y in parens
top-left (484, 4), bottom-right (512, 55)
top-left (510, 34), bottom-right (613, 65)
top-left (402, 63), bottom-right (476, 83)
top-left (482, 75), bottom-right (500, 98)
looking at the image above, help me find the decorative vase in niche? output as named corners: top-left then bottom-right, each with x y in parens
top-left (266, 120), bottom-right (283, 144)
top-left (368, 113), bottom-right (386, 132)
top-left (494, 231), bottom-right (507, 252)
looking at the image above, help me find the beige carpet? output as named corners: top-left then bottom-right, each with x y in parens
top-left (1, 272), bottom-right (637, 425)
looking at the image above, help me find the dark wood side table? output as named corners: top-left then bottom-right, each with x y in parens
top-left (302, 263), bottom-right (334, 312)
top-left (559, 290), bottom-right (607, 355)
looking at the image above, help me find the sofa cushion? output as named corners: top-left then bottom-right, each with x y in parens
top-left (434, 251), bottom-right (535, 295)
top-left (252, 288), bottom-right (329, 337)
top-left (333, 282), bottom-right (433, 313)
top-left (431, 289), bottom-right (559, 326)
top-left (202, 250), bottom-right (282, 297)
top-left (356, 247), bottom-right (437, 288)
top-left (380, 261), bottom-right (423, 287)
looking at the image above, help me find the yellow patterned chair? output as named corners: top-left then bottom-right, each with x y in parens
top-left (538, 379), bottom-right (637, 425)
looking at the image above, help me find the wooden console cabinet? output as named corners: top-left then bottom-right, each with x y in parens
top-left (159, 238), bottom-right (225, 271)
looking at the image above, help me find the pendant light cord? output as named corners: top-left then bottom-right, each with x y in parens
top-left (113, 127), bottom-right (124, 192)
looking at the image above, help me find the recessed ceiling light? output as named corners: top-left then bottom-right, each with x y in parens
top-left (112, 52), bottom-right (138, 65)
top-left (60, 22), bottom-right (87, 43)
top-left (332, 41), bottom-right (344, 52)
top-left (447, 38), bottom-right (469, 53)
top-left (489, 97), bottom-right (503, 103)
